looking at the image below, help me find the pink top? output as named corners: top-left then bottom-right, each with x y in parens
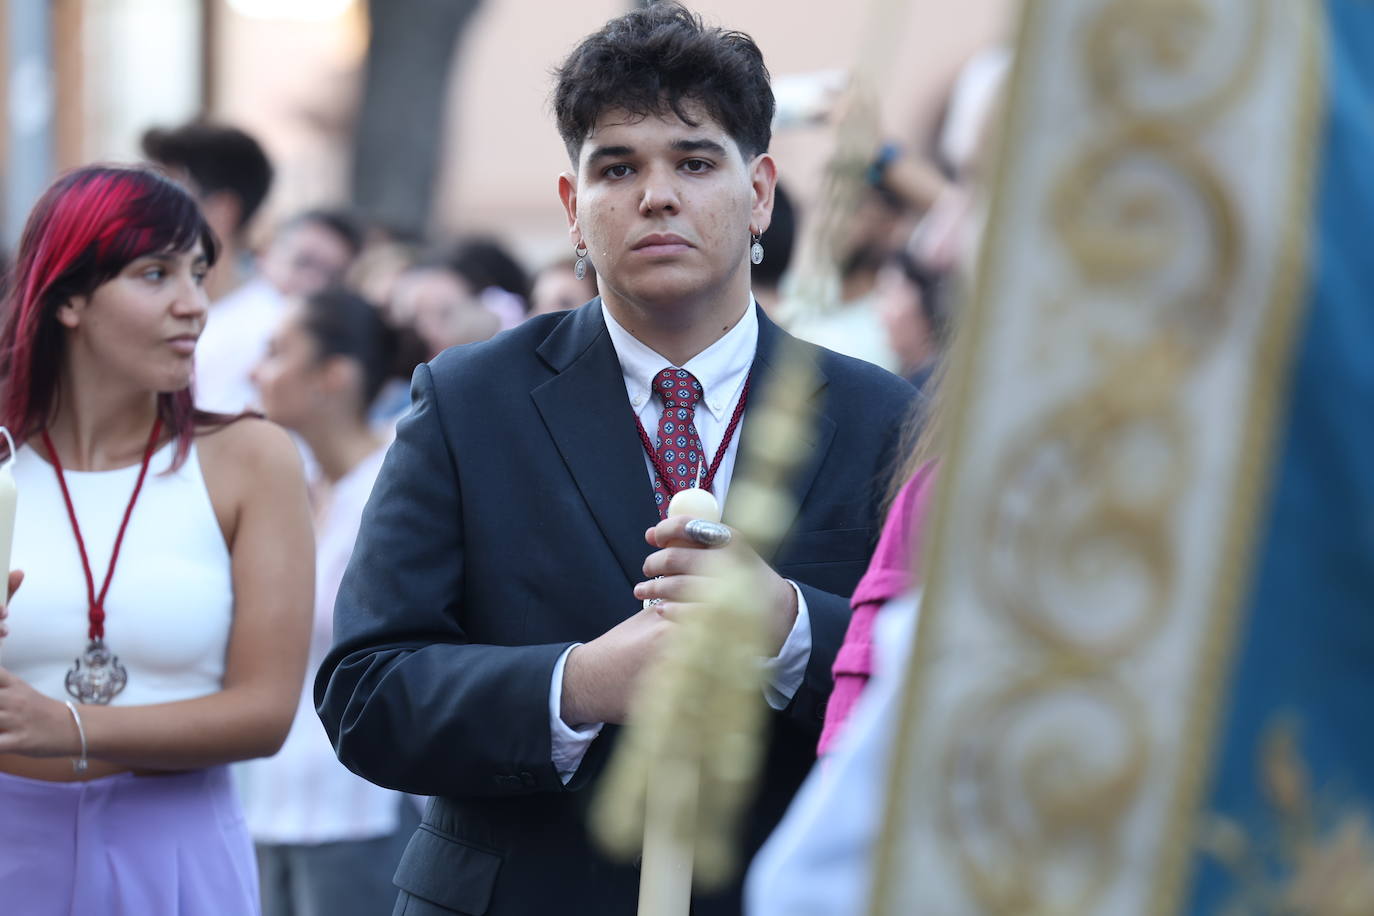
top-left (818, 461), bottom-right (938, 755)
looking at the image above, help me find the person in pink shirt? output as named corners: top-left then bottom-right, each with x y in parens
top-left (818, 458), bottom-right (938, 756)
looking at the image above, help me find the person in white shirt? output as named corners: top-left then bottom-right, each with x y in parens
top-left (244, 286), bottom-right (415, 916)
top-left (784, 185), bottom-right (910, 374)
top-left (141, 122), bottom-right (274, 304)
top-left (142, 122), bottom-right (277, 416)
top-left (195, 210), bottom-right (366, 415)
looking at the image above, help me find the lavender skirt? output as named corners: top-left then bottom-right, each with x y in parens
top-left (0, 766), bottom-right (259, 916)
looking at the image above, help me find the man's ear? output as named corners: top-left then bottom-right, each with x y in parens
top-left (558, 172), bottom-right (583, 247)
top-left (320, 355), bottom-right (359, 397)
top-left (748, 153), bottom-right (779, 236)
top-left (200, 191), bottom-right (244, 246)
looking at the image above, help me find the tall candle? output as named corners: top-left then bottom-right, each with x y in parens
top-left (0, 428), bottom-right (16, 663)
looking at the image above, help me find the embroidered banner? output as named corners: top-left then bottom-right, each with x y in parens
top-left (868, 0), bottom-right (1324, 913)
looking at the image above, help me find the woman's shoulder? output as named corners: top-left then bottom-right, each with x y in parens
top-left (194, 417), bottom-right (303, 481)
top-left (186, 418), bottom-right (307, 542)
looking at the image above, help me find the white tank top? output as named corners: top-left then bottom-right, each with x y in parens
top-left (3, 439), bottom-right (233, 705)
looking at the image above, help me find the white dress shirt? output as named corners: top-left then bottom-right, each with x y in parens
top-left (547, 300), bottom-right (814, 782)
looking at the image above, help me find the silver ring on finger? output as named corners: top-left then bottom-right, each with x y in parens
top-left (684, 519), bottom-right (732, 548)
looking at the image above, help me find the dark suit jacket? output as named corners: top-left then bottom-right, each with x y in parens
top-left (316, 301), bottom-right (914, 916)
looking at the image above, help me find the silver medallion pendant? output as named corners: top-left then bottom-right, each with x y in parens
top-left (65, 639), bottom-right (128, 705)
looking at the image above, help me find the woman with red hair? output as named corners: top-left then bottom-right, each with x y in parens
top-left (0, 166), bottom-right (312, 913)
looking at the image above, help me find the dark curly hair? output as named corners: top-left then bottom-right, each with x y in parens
top-left (553, 2), bottom-right (774, 163)
top-left (141, 122), bottom-right (273, 233)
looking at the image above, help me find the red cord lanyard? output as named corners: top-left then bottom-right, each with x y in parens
top-left (635, 372), bottom-right (751, 497)
top-left (41, 419), bottom-right (163, 642)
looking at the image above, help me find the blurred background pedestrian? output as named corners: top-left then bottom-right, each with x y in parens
top-left (242, 287), bottom-right (419, 916)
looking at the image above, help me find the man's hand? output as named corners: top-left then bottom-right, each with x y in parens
top-left (560, 606), bottom-right (673, 727)
top-left (558, 517), bottom-right (798, 728)
top-left (637, 516), bottom-right (798, 656)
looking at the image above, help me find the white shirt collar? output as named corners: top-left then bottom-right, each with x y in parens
top-left (600, 299), bottom-right (758, 421)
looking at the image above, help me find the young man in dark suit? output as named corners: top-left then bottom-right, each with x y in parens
top-left (315, 5), bottom-right (915, 914)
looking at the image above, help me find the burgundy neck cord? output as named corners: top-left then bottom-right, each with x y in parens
top-left (41, 418), bottom-right (163, 642)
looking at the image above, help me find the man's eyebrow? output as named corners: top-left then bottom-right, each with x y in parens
top-left (585, 144), bottom-right (635, 165)
top-left (670, 138), bottom-right (729, 157)
top-left (584, 138), bottom-right (730, 165)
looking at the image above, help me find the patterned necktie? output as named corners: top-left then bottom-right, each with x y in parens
top-left (650, 367), bottom-right (705, 518)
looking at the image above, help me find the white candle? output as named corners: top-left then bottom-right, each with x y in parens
top-left (0, 428), bottom-right (16, 663)
top-left (666, 488), bottom-right (721, 523)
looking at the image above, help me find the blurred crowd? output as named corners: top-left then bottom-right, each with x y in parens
top-left (134, 121), bottom-right (605, 427)
top-left (130, 50), bottom-right (1010, 436)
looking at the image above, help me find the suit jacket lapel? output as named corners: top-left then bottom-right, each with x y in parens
top-left (532, 301), bottom-right (660, 587)
top-left (727, 307), bottom-right (838, 555)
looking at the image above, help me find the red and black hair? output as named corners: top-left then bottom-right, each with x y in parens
top-left (0, 165), bottom-right (221, 467)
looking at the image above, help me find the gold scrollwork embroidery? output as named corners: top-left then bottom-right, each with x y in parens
top-left (944, 670), bottom-right (1150, 914)
top-left (1086, 0), bottom-right (1268, 127)
top-left (979, 342), bottom-right (1192, 661)
top-left (1050, 124), bottom-right (1242, 355)
top-left (935, 2), bottom-right (1266, 911)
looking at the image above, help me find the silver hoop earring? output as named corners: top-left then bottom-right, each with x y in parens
top-left (574, 244), bottom-right (589, 280)
top-left (750, 234), bottom-right (764, 266)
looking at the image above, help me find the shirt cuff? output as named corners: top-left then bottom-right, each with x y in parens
top-left (549, 644), bottom-right (604, 784)
top-left (761, 581), bottom-right (813, 710)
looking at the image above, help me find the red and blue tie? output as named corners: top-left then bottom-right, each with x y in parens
top-left (650, 367), bottom-right (705, 518)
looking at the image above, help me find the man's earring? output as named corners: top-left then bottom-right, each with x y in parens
top-left (574, 244), bottom-right (589, 280)
top-left (750, 234), bottom-right (764, 266)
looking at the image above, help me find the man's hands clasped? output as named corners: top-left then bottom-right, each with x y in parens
top-left (635, 515), bottom-right (796, 653)
top-left (560, 519), bottom-right (797, 728)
